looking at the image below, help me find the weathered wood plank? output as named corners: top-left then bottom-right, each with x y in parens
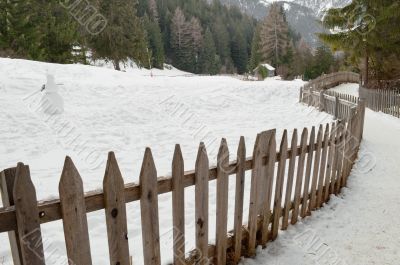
top-left (324, 123), bottom-right (336, 202)
top-left (271, 130), bottom-right (288, 240)
top-left (261, 130), bottom-right (276, 247)
top-left (310, 125), bottom-right (323, 211)
top-left (301, 127), bottom-right (315, 218)
top-left (317, 124), bottom-right (329, 207)
top-left (59, 157), bottom-right (92, 265)
top-left (247, 133), bottom-right (263, 256)
top-left (172, 144), bottom-right (185, 265)
top-left (13, 163), bottom-right (45, 265)
top-left (0, 168), bottom-right (23, 265)
top-left (329, 121), bottom-right (341, 195)
top-left (335, 123), bottom-right (346, 194)
top-left (103, 152), bottom-right (130, 265)
top-left (291, 128), bottom-right (308, 225)
top-left (140, 148), bottom-right (161, 265)
top-left (233, 137), bottom-right (246, 264)
top-left (216, 139), bottom-right (229, 265)
top-left (281, 129), bottom-right (297, 230)
top-left (195, 143), bottom-right (209, 264)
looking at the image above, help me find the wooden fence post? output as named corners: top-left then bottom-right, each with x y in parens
top-left (0, 167), bottom-right (24, 265)
top-left (13, 163), bottom-right (45, 265)
top-left (334, 96), bottom-right (339, 120)
top-left (319, 91), bottom-right (325, 112)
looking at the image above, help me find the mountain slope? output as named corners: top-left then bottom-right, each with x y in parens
top-left (219, 0), bottom-right (351, 47)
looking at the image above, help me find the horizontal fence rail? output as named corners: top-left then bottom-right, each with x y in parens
top-left (0, 101), bottom-right (366, 265)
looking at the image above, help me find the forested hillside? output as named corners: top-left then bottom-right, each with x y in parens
top-left (0, 0), bottom-right (340, 78)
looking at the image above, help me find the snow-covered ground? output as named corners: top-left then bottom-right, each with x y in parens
top-left (243, 89), bottom-right (400, 264)
top-left (0, 58), bottom-right (333, 264)
top-left (329, 83), bottom-right (359, 96)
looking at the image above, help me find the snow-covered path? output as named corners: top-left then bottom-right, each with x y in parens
top-left (243, 96), bottom-right (400, 264)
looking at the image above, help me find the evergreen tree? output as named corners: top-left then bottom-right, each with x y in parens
top-left (319, 0), bottom-right (400, 83)
top-left (0, 0), bottom-right (44, 59)
top-left (199, 28), bottom-right (220, 75)
top-left (144, 15), bottom-right (164, 69)
top-left (89, 0), bottom-right (148, 70)
top-left (249, 25), bottom-right (262, 72)
top-left (259, 3), bottom-right (291, 67)
top-left (231, 29), bottom-right (248, 74)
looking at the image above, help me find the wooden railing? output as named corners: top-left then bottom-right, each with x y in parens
top-left (0, 102), bottom-right (366, 265)
top-left (360, 86), bottom-right (400, 118)
top-left (303, 72), bottom-right (360, 92)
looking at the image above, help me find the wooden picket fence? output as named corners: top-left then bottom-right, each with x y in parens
top-left (0, 101), bottom-right (366, 265)
top-left (302, 72), bottom-right (360, 92)
top-left (300, 88), bottom-right (359, 120)
top-left (360, 86), bottom-right (400, 118)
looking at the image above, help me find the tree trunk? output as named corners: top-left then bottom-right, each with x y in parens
top-left (364, 55), bottom-right (368, 86)
top-left (113, 60), bottom-right (121, 71)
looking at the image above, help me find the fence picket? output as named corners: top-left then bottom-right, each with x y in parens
top-left (281, 129), bottom-right (298, 230)
top-left (291, 128), bottom-right (308, 225)
top-left (0, 167), bottom-right (23, 265)
top-left (103, 152), bottom-right (130, 265)
top-left (271, 130), bottom-right (288, 240)
top-left (13, 163), bottom-right (45, 265)
top-left (324, 123), bottom-right (336, 202)
top-left (317, 124), bottom-right (329, 207)
top-left (330, 121), bottom-right (342, 194)
top-left (247, 133), bottom-right (264, 256)
top-left (301, 127), bottom-right (315, 218)
top-left (140, 148), bottom-right (161, 265)
top-left (172, 144), bottom-right (185, 265)
top-left (59, 157), bottom-right (92, 265)
top-left (195, 143), bottom-right (209, 264)
top-left (335, 123), bottom-right (346, 194)
top-left (310, 125), bottom-right (323, 211)
top-left (216, 139), bottom-right (229, 265)
top-left (233, 137), bottom-right (246, 264)
top-left (261, 130), bottom-right (276, 246)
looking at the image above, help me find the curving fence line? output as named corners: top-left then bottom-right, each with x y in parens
top-left (0, 109), bottom-right (365, 265)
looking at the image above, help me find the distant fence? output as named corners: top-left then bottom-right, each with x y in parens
top-left (300, 88), bottom-right (359, 120)
top-left (0, 103), bottom-right (365, 265)
top-left (301, 71), bottom-right (400, 119)
top-left (360, 86), bottom-right (400, 118)
top-left (303, 72), bottom-right (360, 92)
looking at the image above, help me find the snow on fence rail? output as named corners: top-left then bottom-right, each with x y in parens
top-left (0, 104), bottom-right (365, 265)
top-left (360, 86), bottom-right (400, 118)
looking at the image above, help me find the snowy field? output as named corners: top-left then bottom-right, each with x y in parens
top-left (0, 58), bottom-right (334, 264)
